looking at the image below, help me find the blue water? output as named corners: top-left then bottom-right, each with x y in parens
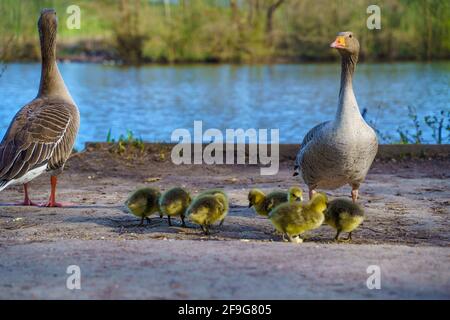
top-left (0, 62), bottom-right (449, 150)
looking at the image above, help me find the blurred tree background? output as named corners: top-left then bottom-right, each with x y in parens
top-left (0, 0), bottom-right (449, 64)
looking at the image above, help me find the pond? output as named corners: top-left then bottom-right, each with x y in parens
top-left (0, 62), bottom-right (449, 149)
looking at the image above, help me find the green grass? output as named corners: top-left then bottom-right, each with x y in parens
top-left (106, 129), bottom-right (145, 155)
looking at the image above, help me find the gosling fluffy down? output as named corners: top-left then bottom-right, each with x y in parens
top-left (125, 187), bottom-right (162, 226)
top-left (248, 186), bottom-right (303, 217)
top-left (186, 192), bottom-right (228, 235)
top-left (269, 193), bottom-right (327, 243)
top-left (197, 189), bottom-right (229, 226)
top-left (324, 198), bottom-right (365, 241)
top-left (159, 187), bottom-right (192, 227)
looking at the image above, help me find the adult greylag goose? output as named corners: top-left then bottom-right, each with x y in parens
top-left (0, 9), bottom-right (79, 207)
top-left (293, 32), bottom-right (378, 202)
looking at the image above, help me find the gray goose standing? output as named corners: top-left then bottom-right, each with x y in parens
top-left (293, 32), bottom-right (378, 202)
top-left (0, 9), bottom-right (79, 207)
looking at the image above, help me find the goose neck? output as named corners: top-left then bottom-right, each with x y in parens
top-left (335, 53), bottom-right (361, 124)
top-left (37, 31), bottom-right (73, 103)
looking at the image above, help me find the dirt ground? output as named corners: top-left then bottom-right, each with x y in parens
top-left (0, 144), bottom-right (449, 299)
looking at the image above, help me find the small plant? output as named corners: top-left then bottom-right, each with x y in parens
top-left (106, 128), bottom-right (113, 143)
top-left (365, 105), bottom-right (393, 144)
top-left (396, 106), bottom-right (423, 144)
top-left (365, 106), bottom-right (449, 145)
top-left (106, 129), bottom-right (145, 155)
top-left (424, 110), bottom-right (450, 144)
top-left (368, 119), bottom-right (393, 144)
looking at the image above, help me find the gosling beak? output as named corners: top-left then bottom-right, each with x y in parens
top-left (293, 172), bottom-right (299, 177)
top-left (330, 36), bottom-right (346, 49)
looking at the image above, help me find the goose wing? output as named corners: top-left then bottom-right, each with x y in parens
top-left (294, 121), bottom-right (330, 173)
top-left (299, 121), bottom-right (330, 151)
top-left (0, 99), bottom-right (74, 183)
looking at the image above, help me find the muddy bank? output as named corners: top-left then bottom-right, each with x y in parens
top-left (0, 144), bottom-right (449, 299)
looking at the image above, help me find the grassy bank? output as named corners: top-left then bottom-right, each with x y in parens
top-left (1, 0), bottom-right (449, 64)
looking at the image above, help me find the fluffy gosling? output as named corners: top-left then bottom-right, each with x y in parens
top-left (324, 198), bottom-right (365, 241)
top-left (125, 187), bottom-right (162, 226)
top-left (248, 186), bottom-right (303, 217)
top-left (197, 189), bottom-right (229, 226)
top-left (186, 192), bottom-right (228, 235)
top-left (268, 193), bottom-right (327, 243)
top-left (159, 187), bottom-right (192, 227)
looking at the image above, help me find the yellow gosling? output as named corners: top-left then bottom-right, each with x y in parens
top-left (187, 193), bottom-right (228, 235)
top-left (324, 198), bottom-right (365, 241)
top-left (159, 187), bottom-right (192, 227)
top-left (269, 193), bottom-right (327, 243)
top-left (248, 186), bottom-right (303, 217)
top-left (125, 187), bottom-right (161, 226)
top-left (197, 189), bottom-right (229, 226)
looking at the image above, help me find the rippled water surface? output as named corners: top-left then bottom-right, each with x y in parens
top-left (1, 62), bottom-right (449, 149)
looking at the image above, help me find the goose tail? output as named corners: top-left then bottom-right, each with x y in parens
top-left (0, 180), bottom-right (10, 192)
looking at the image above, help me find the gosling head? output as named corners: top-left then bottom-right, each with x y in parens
top-left (125, 195), bottom-right (147, 215)
top-left (330, 31), bottom-right (359, 57)
top-left (214, 192), bottom-right (227, 208)
top-left (248, 189), bottom-right (265, 208)
top-left (288, 186), bottom-right (303, 202)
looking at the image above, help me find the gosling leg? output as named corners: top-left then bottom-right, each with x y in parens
top-left (167, 216), bottom-right (172, 226)
top-left (308, 188), bottom-right (317, 200)
top-left (351, 186), bottom-right (359, 203)
top-left (145, 217), bottom-right (151, 224)
top-left (345, 232), bottom-right (353, 241)
top-left (334, 229), bottom-right (342, 241)
top-left (138, 217), bottom-right (145, 227)
top-left (219, 219), bottom-right (225, 227)
top-left (181, 216), bottom-right (186, 227)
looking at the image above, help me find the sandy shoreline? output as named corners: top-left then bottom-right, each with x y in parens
top-left (0, 144), bottom-right (449, 299)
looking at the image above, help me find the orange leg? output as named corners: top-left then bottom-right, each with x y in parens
top-left (23, 183), bottom-right (38, 206)
top-left (12, 183), bottom-right (38, 206)
top-left (40, 176), bottom-right (72, 207)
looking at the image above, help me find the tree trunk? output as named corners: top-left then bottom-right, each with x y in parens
top-left (266, 0), bottom-right (284, 34)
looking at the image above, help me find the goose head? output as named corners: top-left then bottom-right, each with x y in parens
top-left (330, 32), bottom-right (359, 57)
top-left (38, 9), bottom-right (58, 49)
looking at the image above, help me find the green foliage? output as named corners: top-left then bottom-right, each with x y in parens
top-left (396, 106), bottom-right (423, 144)
top-left (424, 110), bottom-right (450, 144)
top-left (1, 0), bottom-right (449, 63)
top-left (369, 106), bottom-right (450, 144)
top-left (106, 129), bottom-right (145, 155)
top-left (106, 128), bottom-right (112, 143)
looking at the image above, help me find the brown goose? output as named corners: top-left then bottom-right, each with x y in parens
top-left (0, 9), bottom-right (79, 207)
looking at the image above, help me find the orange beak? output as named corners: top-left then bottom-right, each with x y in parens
top-left (330, 36), bottom-right (346, 49)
